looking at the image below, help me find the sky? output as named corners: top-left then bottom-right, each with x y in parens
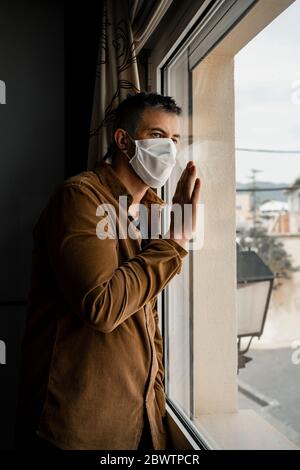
top-left (234, 0), bottom-right (300, 184)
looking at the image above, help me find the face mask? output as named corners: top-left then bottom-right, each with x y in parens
top-left (124, 134), bottom-right (177, 188)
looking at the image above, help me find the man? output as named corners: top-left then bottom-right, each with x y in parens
top-left (15, 92), bottom-right (200, 450)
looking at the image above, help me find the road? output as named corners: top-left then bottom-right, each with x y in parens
top-left (238, 347), bottom-right (300, 448)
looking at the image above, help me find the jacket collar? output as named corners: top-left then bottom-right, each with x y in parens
top-left (93, 159), bottom-right (166, 208)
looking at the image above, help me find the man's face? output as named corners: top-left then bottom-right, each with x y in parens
top-left (125, 107), bottom-right (181, 157)
top-left (135, 107), bottom-right (181, 144)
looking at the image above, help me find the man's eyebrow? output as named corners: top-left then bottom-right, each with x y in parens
top-left (147, 127), bottom-right (181, 139)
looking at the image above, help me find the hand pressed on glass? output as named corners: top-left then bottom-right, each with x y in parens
top-left (168, 161), bottom-right (201, 250)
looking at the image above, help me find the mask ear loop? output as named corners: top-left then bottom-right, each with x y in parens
top-left (123, 131), bottom-right (137, 162)
top-left (120, 135), bottom-right (130, 160)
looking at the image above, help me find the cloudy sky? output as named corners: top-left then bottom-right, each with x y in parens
top-left (235, 0), bottom-right (300, 184)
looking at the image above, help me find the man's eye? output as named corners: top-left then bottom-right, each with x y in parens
top-left (152, 132), bottom-right (162, 138)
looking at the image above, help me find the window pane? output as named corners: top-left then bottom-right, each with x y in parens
top-left (164, 49), bottom-right (193, 417)
top-left (235, 0), bottom-right (300, 447)
top-left (163, 0), bottom-right (300, 448)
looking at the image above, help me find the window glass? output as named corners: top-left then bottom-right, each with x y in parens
top-left (163, 0), bottom-right (300, 447)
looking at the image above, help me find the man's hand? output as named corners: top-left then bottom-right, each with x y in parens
top-left (169, 161), bottom-right (201, 250)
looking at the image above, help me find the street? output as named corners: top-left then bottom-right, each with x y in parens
top-left (238, 347), bottom-right (300, 448)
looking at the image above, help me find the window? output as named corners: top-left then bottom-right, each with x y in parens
top-left (234, 0), bottom-right (300, 447)
top-left (153, 0), bottom-right (299, 449)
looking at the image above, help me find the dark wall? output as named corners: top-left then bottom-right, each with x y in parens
top-left (0, 0), bottom-right (101, 449)
top-left (0, 0), bottom-right (64, 450)
top-left (64, 1), bottom-right (102, 177)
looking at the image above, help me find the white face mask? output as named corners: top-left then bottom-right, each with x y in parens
top-left (124, 134), bottom-right (177, 188)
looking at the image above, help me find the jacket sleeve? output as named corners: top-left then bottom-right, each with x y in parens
top-left (43, 183), bottom-right (188, 334)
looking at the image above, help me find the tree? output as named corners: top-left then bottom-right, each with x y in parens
top-left (237, 223), bottom-right (299, 289)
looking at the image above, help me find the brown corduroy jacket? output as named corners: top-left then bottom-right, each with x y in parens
top-left (15, 159), bottom-right (188, 450)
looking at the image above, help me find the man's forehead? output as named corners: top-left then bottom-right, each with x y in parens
top-left (137, 107), bottom-right (181, 133)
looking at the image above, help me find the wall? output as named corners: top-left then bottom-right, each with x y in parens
top-left (0, 0), bottom-right (64, 449)
top-left (192, 52), bottom-right (238, 414)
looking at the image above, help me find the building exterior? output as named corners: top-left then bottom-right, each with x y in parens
top-left (286, 177), bottom-right (300, 233)
top-left (259, 200), bottom-right (289, 234)
top-left (236, 193), bottom-right (253, 230)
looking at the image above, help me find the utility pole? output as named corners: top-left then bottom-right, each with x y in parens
top-left (248, 169), bottom-right (262, 228)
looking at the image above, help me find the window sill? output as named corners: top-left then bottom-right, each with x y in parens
top-left (166, 406), bottom-right (298, 450)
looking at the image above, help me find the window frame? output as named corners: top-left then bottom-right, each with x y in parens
top-left (144, 0), bottom-right (298, 450)
top-left (159, 0), bottom-right (258, 445)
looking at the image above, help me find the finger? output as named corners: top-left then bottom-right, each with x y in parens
top-left (173, 162), bottom-right (192, 201)
top-left (191, 177), bottom-right (201, 204)
top-left (179, 162), bottom-right (192, 189)
top-left (184, 164), bottom-right (197, 200)
top-left (181, 161), bottom-right (194, 186)
top-left (191, 178), bottom-right (201, 231)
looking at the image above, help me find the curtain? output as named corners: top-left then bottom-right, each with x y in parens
top-left (87, 0), bottom-right (173, 170)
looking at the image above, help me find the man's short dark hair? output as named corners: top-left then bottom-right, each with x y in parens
top-left (104, 92), bottom-right (182, 160)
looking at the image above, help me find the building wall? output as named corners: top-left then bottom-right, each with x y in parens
top-left (288, 189), bottom-right (300, 233)
top-left (236, 193), bottom-right (252, 230)
top-left (255, 235), bottom-right (300, 347)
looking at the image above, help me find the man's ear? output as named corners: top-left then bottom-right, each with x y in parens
top-left (114, 128), bottom-right (129, 153)
top-left (114, 128), bottom-right (136, 159)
